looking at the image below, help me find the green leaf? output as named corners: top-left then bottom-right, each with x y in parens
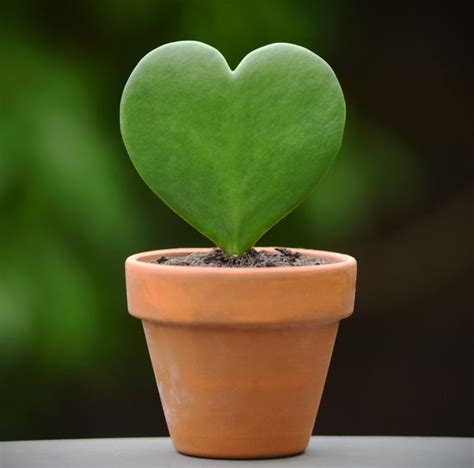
top-left (120, 41), bottom-right (345, 254)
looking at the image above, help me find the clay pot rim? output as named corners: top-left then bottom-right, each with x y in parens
top-left (126, 247), bottom-right (356, 276)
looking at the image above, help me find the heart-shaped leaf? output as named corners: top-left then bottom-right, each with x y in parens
top-left (120, 41), bottom-right (345, 254)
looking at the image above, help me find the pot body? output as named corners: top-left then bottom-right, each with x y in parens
top-left (126, 247), bottom-right (356, 459)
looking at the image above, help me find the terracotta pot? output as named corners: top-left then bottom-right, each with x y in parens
top-left (125, 247), bottom-right (356, 459)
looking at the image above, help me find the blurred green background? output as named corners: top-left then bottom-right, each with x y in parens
top-left (1, 1), bottom-right (472, 439)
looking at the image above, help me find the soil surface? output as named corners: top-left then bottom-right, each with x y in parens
top-left (153, 248), bottom-right (328, 268)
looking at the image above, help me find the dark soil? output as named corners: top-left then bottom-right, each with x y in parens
top-left (153, 248), bottom-right (328, 268)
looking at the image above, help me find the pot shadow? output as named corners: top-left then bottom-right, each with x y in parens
top-left (176, 449), bottom-right (306, 465)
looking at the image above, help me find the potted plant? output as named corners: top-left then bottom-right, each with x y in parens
top-left (120, 41), bottom-right (356, 459)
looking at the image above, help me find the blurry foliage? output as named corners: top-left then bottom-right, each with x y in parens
top-left (0, 0), bottom-right (426, 439)
top-left (271, 117), bottom-right (425, 247)
top-left (0, 35), bottom-right (147, 369)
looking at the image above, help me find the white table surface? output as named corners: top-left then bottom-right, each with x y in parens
top-left (1, 436), bottom-right (472, 468)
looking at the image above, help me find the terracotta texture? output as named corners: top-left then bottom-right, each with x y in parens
top-left (125, 247), bottom-right (357, 459)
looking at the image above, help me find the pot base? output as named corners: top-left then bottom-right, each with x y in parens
top-left (176, 447), bottom-right (306, 460)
